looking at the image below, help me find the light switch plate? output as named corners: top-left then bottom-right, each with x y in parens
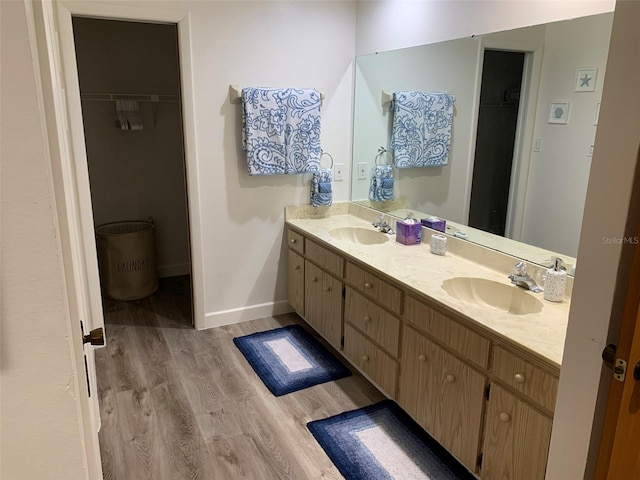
top-left (334, 163), bottom-right (344, 181)
top-left (358, 162), bottom-right (368, 180)
top-left (533, 138), bottom-right (543, 152)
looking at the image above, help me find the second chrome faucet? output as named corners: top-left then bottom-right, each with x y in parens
top-left (508, 261), bottom-right (543, 293)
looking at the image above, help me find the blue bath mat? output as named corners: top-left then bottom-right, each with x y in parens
top-left (233, 324), bottom-right (352, 396)
top-left (308, 400), bottom-right (475, 480)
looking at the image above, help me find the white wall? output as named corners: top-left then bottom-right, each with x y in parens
top-left (547, 1), bottom-right (640, 477)
top-left (73, 18), bottom-right (190, 278)
top-left (355, 0), bottom-right (615, 56)
top-left (522, 13), bottom-right (614, 257)
top-left (0, 1), bottom-right (87, 478)
top-left (187, 1), bottom-right (355, 327)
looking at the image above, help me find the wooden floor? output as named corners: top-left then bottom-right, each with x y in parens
top-left (95, 276), bottom-right (385, 480)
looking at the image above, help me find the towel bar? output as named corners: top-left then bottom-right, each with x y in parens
top-left (229, 84), bottom-right (325, 105)
top-left (381, 89), bottom-right (456, 107)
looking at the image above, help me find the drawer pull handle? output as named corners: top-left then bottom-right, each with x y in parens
top-left (364, 282), bottom-right (372, 289)
top-left (290, 238), bottom-right (297, 244)
top-left (294, 265), bottom-right (301, 270)
top-left (324, 286), bottom-right (331, 292)
top-left (363, 315), bottom-right (371, 322)
top-left (312, 277), bottom-right (318, 282)
top-left (445, 374), bottom-right (456, 383)
top-left (499, 412), bottom-right (511, 423)
top-left (362, 355), bottom-right (370, 362)
top-left (418, 354), bottom-right (426, 362)
top-left (514, 373), bottom-right (526, 384)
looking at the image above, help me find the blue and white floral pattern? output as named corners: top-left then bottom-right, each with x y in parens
top-left (242, 87), bottom-right (322, 175)
top-left (391, 91), bottom-right (454, 168)
top-left (311, 169), bottom-right (333, 207)
top-left (369, 165), bottom-right (394, 202)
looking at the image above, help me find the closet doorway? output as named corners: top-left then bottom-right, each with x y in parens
top-left (468, 49), bottom-right (526, 237)
top-left (72, 17), bottom-right (193, 325)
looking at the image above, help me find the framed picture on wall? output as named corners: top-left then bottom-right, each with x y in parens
top-left (548, 102), bottom-right (570, 124)
top-left (575, 68), bottom-right (598, 92)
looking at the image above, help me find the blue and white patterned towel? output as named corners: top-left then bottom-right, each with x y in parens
top-left (311, 169), bottom-right (332, 207)
top-left (391, 91), bottom-right (454, 168)
top-left (242, 87), bottom-right (322, 175)
top-left (369, 165), bottom-right (394, 202)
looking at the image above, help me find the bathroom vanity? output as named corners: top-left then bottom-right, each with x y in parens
top-left (285, 203), bottom-right (570, 479)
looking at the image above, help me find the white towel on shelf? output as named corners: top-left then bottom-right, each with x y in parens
top-left (391, 91), bottom-right (453, 167)
top-left (241, 87), bottom-right (322, 175)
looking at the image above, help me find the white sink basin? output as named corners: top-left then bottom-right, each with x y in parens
top-left (329, 227), bottom-right (389, 245)
top-left (442, 277), bottom-right (543, 315)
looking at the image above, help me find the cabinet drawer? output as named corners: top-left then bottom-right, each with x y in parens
top-left (345, 287), bottom-right (400, 357)
top-left (345, 262), bottom-right (402, 314)
top-left (287, 229), bottom-right (304, 254)
top-left (491, 346), bottom-right (558, 412)
top-left (344, 324), bottom-right (398, 397)
top-left (405, 295), bottom-right (490, 369)
top-left (306, 239), bottom-right (344, 277)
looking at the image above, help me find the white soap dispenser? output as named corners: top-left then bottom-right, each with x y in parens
top-left (544, 257), bottom-right (566, 302)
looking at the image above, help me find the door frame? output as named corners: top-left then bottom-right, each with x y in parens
top-left (464, 38), bottom-right (544, 240)
top-left (53, 0), bottom-right (205, 330)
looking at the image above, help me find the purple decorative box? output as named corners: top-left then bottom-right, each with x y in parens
top-left (396, 220), bottom-right (422, 245)
top-left (421, 216), bottom-right (446, 233)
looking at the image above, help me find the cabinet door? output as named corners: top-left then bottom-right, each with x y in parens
top-left (482, 384), bottom-right (552, 480)
top-left (288, 250), bottom-right (305, 315)
top-left (304, 260), bottom-right (343, 351)
top-left (398, 326), bottom-right (486, 471)
top-left (305, 261), bottom-right (323, 333)
top-left (320, 272), bottom-right (343, 350)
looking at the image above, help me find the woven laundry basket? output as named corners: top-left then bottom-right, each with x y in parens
top-left (95, 220), bottom-right (159, 300)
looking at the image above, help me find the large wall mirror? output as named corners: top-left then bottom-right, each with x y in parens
top-left (351, 12), bottom-right (614, 274)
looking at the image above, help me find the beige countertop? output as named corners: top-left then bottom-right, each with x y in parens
top-left (286, 211), bottom-right (570, 370)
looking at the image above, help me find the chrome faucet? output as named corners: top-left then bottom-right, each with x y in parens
top-left (508, 261), bottom-right (542, 293)
top-left (373, 214), bottom-right (395, 235)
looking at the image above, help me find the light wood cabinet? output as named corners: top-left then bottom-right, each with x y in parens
top-left (345, 287), bottom-right (400, 357)
top-left (287, 229), bottom-right (304, 254)
top-left (398, 325), bottom-right (486, 470)
top-left (405, 295), bottom-right (490, 369)
top-left (481, 384), bottom-right (552, 479)
top-left (492, 346), bottom-right (558, 413)
top-left (343, 324), bottom-right (398, 397)
top-left (345, 261), bottom-right (402, 314)
top-left (286, 224), bottom-right (559, 479)
top-left (304, 260), bottom-right (343, 350)
top-left (288, 250), bottom-right (305, 315)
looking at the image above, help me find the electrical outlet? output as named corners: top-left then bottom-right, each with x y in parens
top-left (533, 138), bottom-right (543, 152)
top-left (358, 163), bottom-right (368, 180)
top-left (334, 163), bottom-right (344, 181)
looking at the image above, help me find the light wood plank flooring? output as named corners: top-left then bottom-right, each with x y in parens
top-left (96, 276), bottom-right (385, 479)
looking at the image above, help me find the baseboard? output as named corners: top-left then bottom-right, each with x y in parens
top-left (157, 262), bottom-right (191, 278)
top-left (203, 300), bottom-right (294, 329)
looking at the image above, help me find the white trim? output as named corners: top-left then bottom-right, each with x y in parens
top-left (27, 1), bottom-right (103, 477)
top-left (204, 301), bottom-right (295, 330)
top-left (53, 1), bottom-right (206, 330)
